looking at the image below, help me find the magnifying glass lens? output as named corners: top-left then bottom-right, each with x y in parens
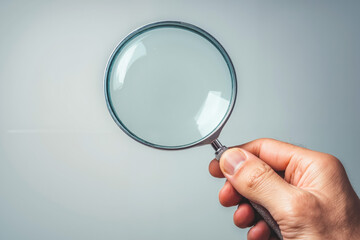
top-left (106, 24), bottom-right (235, 148)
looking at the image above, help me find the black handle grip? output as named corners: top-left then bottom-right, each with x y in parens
top-left (250, 201), bottom-right (282, 239)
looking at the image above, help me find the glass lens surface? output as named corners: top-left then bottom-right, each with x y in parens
top-left (106, 24), bottom-right (235, 148)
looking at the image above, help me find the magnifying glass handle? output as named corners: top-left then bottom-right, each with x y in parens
top-left (249, 201), bottom-right (282, 240)
top-left (211, 139), bottom-right (283, 240)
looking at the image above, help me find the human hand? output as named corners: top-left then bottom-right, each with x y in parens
top-left (209, 138), bottom-right (360, 240)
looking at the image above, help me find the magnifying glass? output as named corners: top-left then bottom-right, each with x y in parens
top-left (104, 21), bottom-right (282, 239)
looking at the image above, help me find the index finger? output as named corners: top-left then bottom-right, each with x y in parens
top-left (237, 138), bottom-right (308, 171)
top-left (209, 159), bottom-right (225, 178)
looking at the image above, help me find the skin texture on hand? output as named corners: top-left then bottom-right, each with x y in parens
top-left (209, 138), bottom-right (360, 240)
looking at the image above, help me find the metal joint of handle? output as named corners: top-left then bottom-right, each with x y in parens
top-left (211, 139), bottom-right (227, 160)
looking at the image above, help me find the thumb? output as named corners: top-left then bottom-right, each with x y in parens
top-left (219, 148), bottom-right (295, 214)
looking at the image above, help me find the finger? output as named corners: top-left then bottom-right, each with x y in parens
top-left (238, 138), bottom-right (307, 171)
top-left (233, 203), bottom-right (255, 228)
top-left (247, 220), bottom-right (271, 240)
top-left (219, 148), bottom-right (295, 213)
top-left (209, 159), bottom-right (224, 178)
top-left (219, 181), bottom-right (242, 207)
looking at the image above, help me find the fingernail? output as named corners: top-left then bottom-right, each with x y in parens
top-left (222, 149), bottom-right (246, 175)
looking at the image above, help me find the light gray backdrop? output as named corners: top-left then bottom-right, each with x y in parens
top-left (1, 0), bottom-right (359, 239)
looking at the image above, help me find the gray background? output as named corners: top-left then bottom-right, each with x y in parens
top-left (1, 0), bottom-right (359, 239)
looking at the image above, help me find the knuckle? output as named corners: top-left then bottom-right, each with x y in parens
top-left (316, 154), bottom-right (344, 173)
top-left (253, 138), bottom-right (274, 147)
top-left (326, 155), bottom-right (343, 169)
top-left (244, 162), bottom-right (272, 191)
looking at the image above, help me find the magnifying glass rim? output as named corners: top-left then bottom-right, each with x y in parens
top-left (104, 21), bottom-right (237, 150)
